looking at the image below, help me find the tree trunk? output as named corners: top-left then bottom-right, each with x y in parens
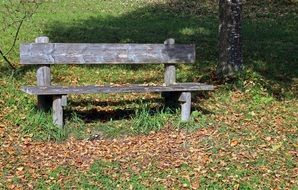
top-left (217, 0), bottom-right (243, 78)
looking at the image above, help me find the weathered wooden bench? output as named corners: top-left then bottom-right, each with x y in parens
top-left (20, 36), bottom-right (214, 127)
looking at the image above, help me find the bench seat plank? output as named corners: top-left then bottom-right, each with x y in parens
top-left (21, 83), bottom-right (214, 95)
top-left (20, 43), bottom-right (195, 65)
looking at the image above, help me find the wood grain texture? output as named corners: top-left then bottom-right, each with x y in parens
top-left (61, 95), bottom-right (67, 107)
top-left (53, 95), bottom-right (63, 127)
top-left (21, 83), bottom-right (214, 95)
top-left (36, 65), bottom-right (51, 86)
top-left (179, 92), bottom-right (191, 121)
top-left (20, 43), bottom-right (195, 64)
top-left (164, 64), bottom-right (176, 85)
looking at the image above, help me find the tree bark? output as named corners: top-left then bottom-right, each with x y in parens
top-left (217, 0), bottom-right (243, 78)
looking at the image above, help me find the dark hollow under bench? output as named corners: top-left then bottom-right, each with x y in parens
top-left (20, 37), bottom-right (214, 127)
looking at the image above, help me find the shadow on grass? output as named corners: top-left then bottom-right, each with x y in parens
top-left (43, 2), bottom-right (218, 81)
top-left (42, 1), bottom-right (297, 93)
top-left (68, 97), bottom-right (162, 108)
top-left (64, 108), bottom-right (135, 123)
top-left (243, 15), bottom-right (298, 94)
top-left (65, 95), bottom-right (172, 123)
top-left (63, 91), bottom-right (214, 124)
top-left (64, 104), bottom-right (164, 123)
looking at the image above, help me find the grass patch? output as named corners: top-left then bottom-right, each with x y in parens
top-left (34, 160), bottom-right (199, 189)
top-left (131, 105), bottom-right (172, 134)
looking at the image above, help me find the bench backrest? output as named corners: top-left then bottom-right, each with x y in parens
top-left (20, 39), bottom-right (195, 65)
top-left (20, 36), bottom-right (196, 87)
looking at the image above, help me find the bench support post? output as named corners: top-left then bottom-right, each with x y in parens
top-left (163, 38), bottom-right (178, 111)
top-left (179, 92), bottom-right (191, 121)
top-left (61, 95), bottom-right (68, 107)
top-left (164, 65), bottom-right (176, 85)
top-left (164, 38), bottom-right (176, 85)
top-left (36, 36), bottom-right (52, 111)
top-left (53, 95), bottom-right (63, 127)
top-left (37, 65), bottom-right (52, 110)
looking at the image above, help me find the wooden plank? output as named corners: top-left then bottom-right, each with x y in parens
top-left (21, 83), bottom-right (214, 95)
top-left (35, 36), bottom-right (52, 111)
top-left (20, 43), bottom-right (195, 64)
top-left (53, 95), bottom-right (63, 127)
top-left (179, 92), bottom-right (192, 122)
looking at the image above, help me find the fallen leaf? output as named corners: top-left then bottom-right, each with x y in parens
top-left (230, 140), bottom-right (239, 147)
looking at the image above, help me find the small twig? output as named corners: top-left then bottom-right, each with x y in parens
top-left (4, 14), bottom-right (27, 57)
top-left (0, 2), bottom-right (40, 70)
top-left (0, 48), bottom-right (16, 70)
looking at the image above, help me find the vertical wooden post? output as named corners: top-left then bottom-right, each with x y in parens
top-left (61, 95), bottom-right (68, 107)
top-left (164, 38), bottom-right (176, 85)
top-left (179, 92), bottom-right (191, 121)
top-left (36, 36), bottom-right (52, 111)
top-left (164, 39), bottom-right (192, 121)
top-left (53, 95), bottom-right (63, 127)
top-left (163, 38), bottom-right (179, 109)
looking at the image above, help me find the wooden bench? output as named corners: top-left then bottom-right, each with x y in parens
top-left (20, 36), bottom-right (214, 127)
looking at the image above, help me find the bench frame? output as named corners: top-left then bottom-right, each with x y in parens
top-left (21, 36), bottom-right (214, 127)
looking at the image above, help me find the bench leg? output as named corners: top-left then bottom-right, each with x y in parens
top-left (53, 95), bottom-right (63, 127)
top-left (179, 92), bottom-right (191, 122)
top-left (61, 95), bottom-right (68, 107)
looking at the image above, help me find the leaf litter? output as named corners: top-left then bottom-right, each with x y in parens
top-left (1, 115), bottom-right (215, 189)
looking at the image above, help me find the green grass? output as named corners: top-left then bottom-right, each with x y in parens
top-left (34, 160), bottom-right (220, 189)
top-left (0, 0), bottom-right (297, 189)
